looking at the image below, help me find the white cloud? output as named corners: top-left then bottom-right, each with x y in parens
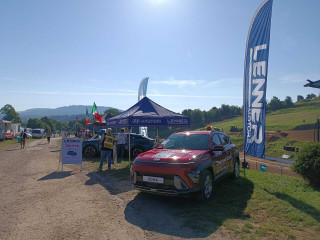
top-left (151, 76), bottom-right (207, 87)
top-left (205, 77), bottom-right (242, 87)
top-left (150, 76), bottom-right (242, 88)
top-left (279, 73), bottom-right (320, 84)
top-left (3, 90), bottom-right (241, 99)
top-left (78, 85), bottom-right (136, 93)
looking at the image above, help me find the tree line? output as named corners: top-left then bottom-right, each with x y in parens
top-left (1, 93), bottom-right (319, 132)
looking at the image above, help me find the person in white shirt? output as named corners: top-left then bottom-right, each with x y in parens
top-left (115, 129), bottom-right (127, 159)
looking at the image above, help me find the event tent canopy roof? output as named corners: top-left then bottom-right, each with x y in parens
top-left (106, 97), bottom-right (190, 128)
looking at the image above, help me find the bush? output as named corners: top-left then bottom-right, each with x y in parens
top-left (292, 143), bottom-right (320, 188)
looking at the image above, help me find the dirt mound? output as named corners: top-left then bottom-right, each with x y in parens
top-left (293, 124), bottom-right (316, 130)
top-left (282, 130), bottom-right (316, 142)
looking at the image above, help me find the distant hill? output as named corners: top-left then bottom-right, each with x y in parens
top-left (17, 105), bottom-right (115, 122)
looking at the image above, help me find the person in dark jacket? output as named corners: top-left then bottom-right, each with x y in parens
top-left (20, 130), bottom-right (27, 149)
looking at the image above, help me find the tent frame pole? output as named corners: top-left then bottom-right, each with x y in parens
top-left (128, 128), bottom-right (131, 165)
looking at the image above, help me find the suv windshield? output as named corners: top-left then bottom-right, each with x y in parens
top-left (163, 134), bottom-right (209, 150)
top-left (32, 130), bottom-right (41, 134)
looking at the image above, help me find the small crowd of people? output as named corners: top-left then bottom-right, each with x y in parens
top-left (19, 128), bottom-right (53, 149)
top-left (75, 129), bottom-right (92, 140)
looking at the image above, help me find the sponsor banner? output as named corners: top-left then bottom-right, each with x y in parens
top-left (62, 138), bottom-right (82, 164)
top-left (243, 0), bottom-right (273, 158)
top-left (107, 117), bottom-right (190, 127)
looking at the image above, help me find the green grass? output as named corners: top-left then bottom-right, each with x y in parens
top-left (0, 138), bottom-right (38, 150)
top-left (175, 169), bottom-right (320, 239)
top-left (201, 101), bottom-right (320, 160)
top-left (228, 133), bottom-right (312, 160)
top-left (209, 100), bottom-right (320, 132)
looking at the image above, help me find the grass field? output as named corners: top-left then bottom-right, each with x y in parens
top-left (0, 138), bottom-right (38, 150)
top-left (84, 156), bottom-right (320, 239)
top-left (175, 169), bottom-right (320, 240)
top-left (228, 133), bottom-right (312, 160)
top-left (208, 99), bottom-right (320, 132)
top-left (201, 100), bottom-right (320, 160)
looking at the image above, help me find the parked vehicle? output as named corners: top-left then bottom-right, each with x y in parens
top-left (130, 130), bottom-right (240, 201)
top-left (82, 132), bottom-right (155, 158)
top-left (26, 132), bottom-right (32, 138)
top-left (32, 129), bottom-right (45, 138)
top-left (0, 120), bottom-right (12, 140)
top-left (5, 130), bottom-right (13, 140)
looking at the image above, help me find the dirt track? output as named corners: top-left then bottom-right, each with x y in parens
top-left (0, 138), bottom-right (239, 240)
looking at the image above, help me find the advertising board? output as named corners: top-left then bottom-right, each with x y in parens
top-left (61, 138), bottom-right (82, 171)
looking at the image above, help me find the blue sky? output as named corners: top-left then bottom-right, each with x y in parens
top-left (0, 0), bottom-right (319, 113)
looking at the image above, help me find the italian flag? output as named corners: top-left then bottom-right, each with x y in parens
top-left (92, 102), bottom-right (102, 123)
top-left (85, 108), bottom-right (90, 124)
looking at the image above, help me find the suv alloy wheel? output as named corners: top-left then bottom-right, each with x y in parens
top-left (198, 170), bottom-right (214, 201)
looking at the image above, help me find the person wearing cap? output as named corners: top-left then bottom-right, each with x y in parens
top-left (98, 128), bottom-right (115, 171)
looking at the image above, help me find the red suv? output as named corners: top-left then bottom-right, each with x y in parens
top-left (130, 130), bottom-right (240, 201)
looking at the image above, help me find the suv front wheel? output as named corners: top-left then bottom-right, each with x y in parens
top-left (198, 170), bottom-right (214, 201)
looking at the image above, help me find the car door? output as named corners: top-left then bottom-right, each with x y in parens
top-left (210, 132), bottom-right (226, 177)
top-left (218, 133), bottom-right (233, 171)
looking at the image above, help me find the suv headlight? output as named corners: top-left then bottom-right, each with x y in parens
top-left (173, 176), bottom-right (188, 190)
top-left (188, 170), bottom-right (201, 184)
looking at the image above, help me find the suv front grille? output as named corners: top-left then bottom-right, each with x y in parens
top-left (135, 172), bottom-right (177, 191)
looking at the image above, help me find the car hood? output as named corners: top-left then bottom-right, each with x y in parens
top-left (135, 148), bottom-right (207, 163)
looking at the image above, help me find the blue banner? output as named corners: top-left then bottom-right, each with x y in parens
top-left (243, 0), bottom-right (273, 158)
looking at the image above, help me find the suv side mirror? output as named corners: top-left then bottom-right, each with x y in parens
top-left (212, 145), bottom-right (225, 151)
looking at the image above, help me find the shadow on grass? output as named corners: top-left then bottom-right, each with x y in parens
top-left (124, 176), bottom-right (254, 238)
top-left (84, 158), bottom-right (132, 195)
top-left (38, 171), bottom-right (73, 181)
top-left (264, 189), bottom-right (320, 223)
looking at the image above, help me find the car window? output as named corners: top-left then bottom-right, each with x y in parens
top-left (163, 134), bottom-right (209, 150)
top-left (211, 133), bottom-right (222, 148)
top-left (219, 133), bottom-right (229, 145)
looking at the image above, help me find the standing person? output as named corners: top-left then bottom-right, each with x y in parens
top-left (20, 130), bottom-right (27, 149)
top-left (46, 129), bottom-right (52, 144)
top-left (62, 129), bottom-right (66, 138)
top-left (115, 128), bottom-right (127, 159)
top-left (98, 128), bottom-right (114, 172)
top-left (20, 130), bottom-right (24, 149)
